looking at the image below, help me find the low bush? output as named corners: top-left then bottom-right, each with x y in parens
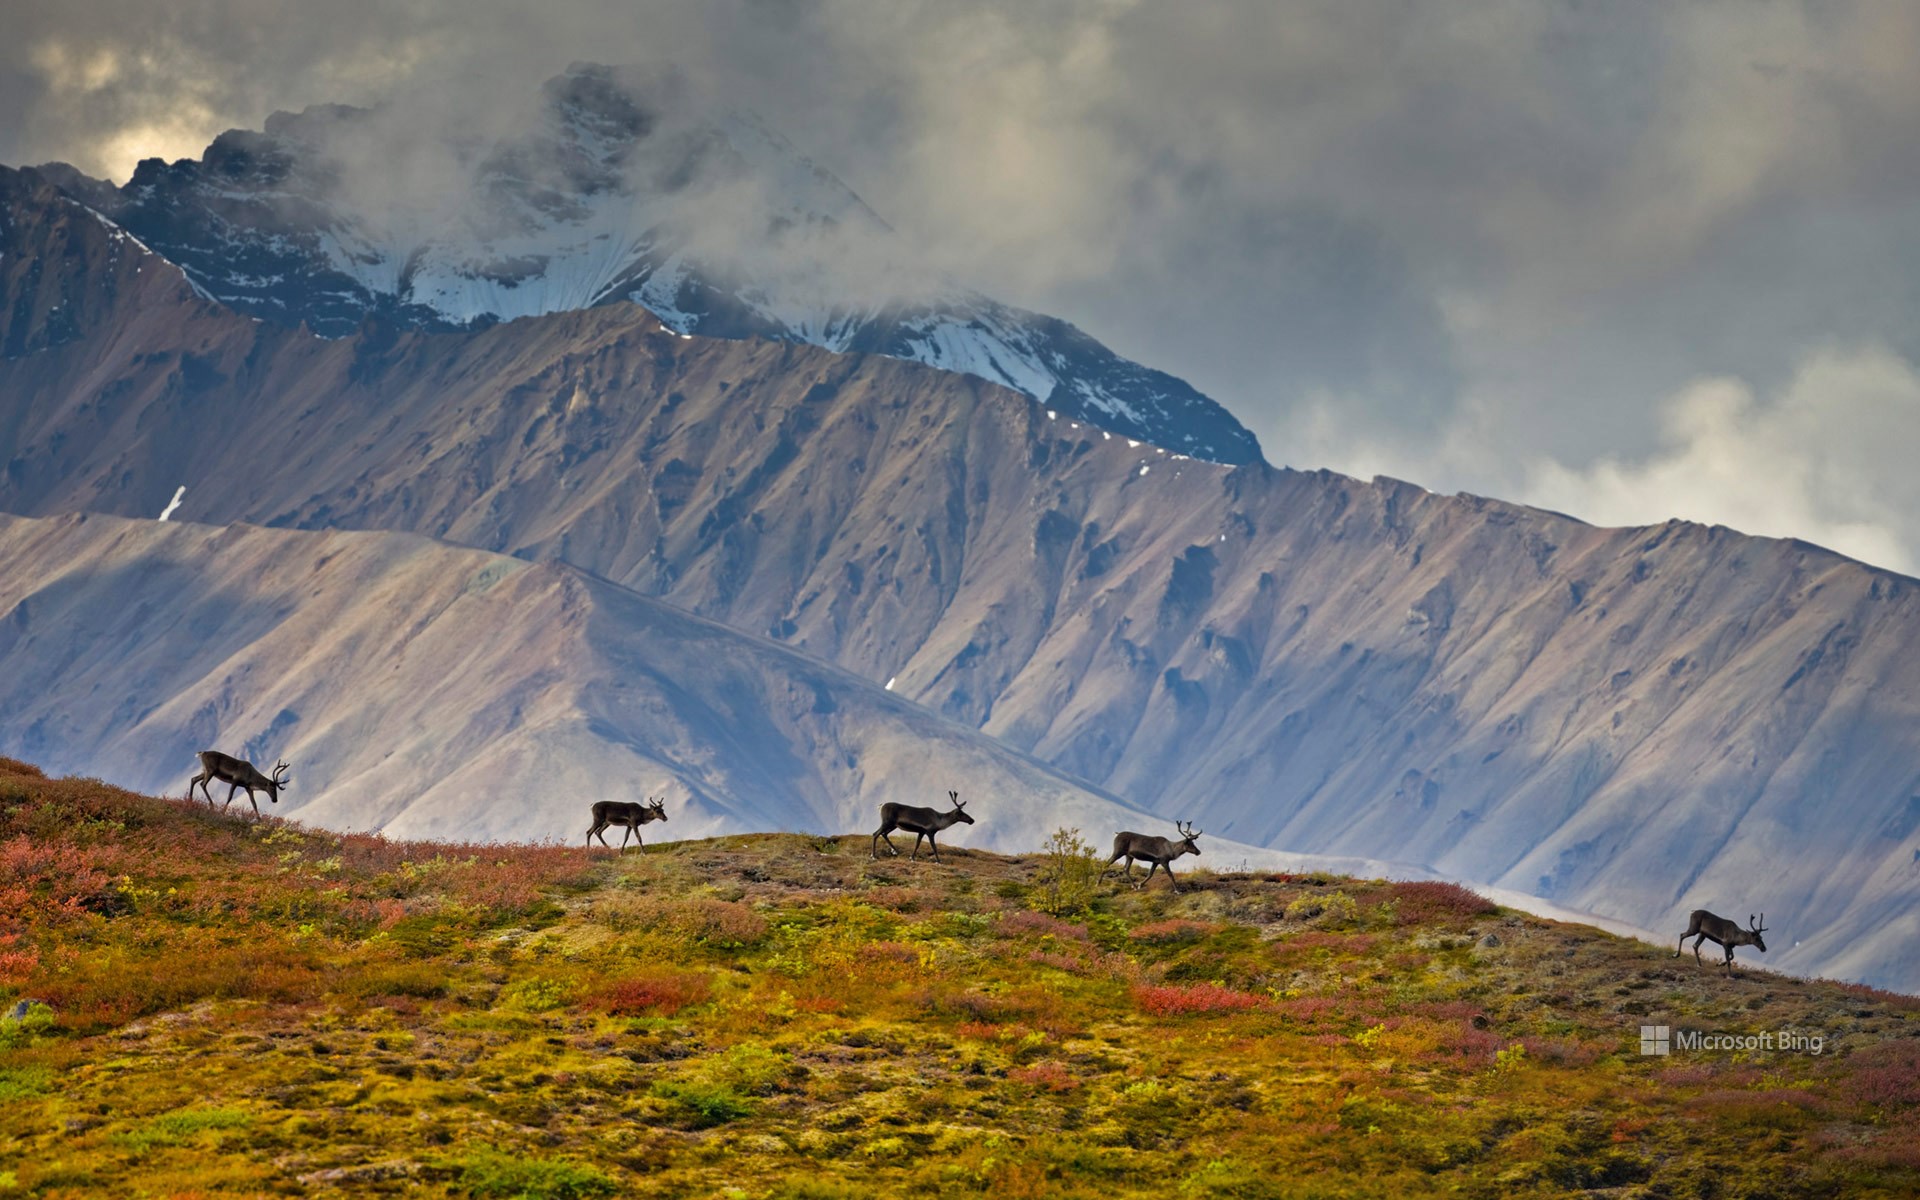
top-left (1388, 880), bottom-right (1497, 924)
top-left (589, 970), bottom-right (711, 1017)
top-left (1028, 827), bottom-right (1102, 917)
top-left (1007, 1060), bottom-right (1078, 1092)
top-left (1127, 918), bottom-right (1215, 946)
top-left (1132, 983), bottom-right (1266, 1017)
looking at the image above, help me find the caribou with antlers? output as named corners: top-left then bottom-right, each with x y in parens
top-left (871, 790), bottom-right (974, 861)
top-left (188, 751), bottom-right (290, 818)
top-left (586, 797), bottom-right (669, 852)
top-left (1675, 910), bottom-right (1768, 974)
top-left (1104, 821), bottom-right (1203, 892)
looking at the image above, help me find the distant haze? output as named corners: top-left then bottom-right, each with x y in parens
top-left (6, 2), bottom-right (1920, 572)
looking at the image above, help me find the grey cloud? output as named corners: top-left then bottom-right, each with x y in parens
top-left (8, 1), bottom-right (1920, 569)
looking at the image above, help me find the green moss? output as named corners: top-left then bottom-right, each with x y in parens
top-left (447, 1146), bottom-right (617, 1199)
top-left (111, 1107), bottom-right (254, 1154)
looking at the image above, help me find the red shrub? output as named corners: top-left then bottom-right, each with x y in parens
top-left (863, 886), bottom-right (936, 912)
top-left (1830, 1040), bottom-right (1920, 1110)
top-left (923, 986), bottom-right (1077, 1035)
top-left (1389, 881), bottom-right (1497, 924)
top-left (0, 836), bottom-right (117, 929)
top-left (1027, 950), bottom-right (1091, 975)
top-left (663, 899), bottom-right (769, 947)
top-left (1269, 995), bottom-right (1341, 1023)
top-left (859, 941), bottom-right (920, 964)
top-left (1008, 1061), bottom-right (1078, 1092)
top-left (1133, 983), bottom-right (1267, 1017)
top-left (1833, 1116), bottom-right (1920, 1170)
top-left (1128, 919), bottom-right (1216, 946)
top-left (1412, 1000), bottom-right (1486, 1023)
top-left (590, 971), bottom-right (711, 1017)
top-left (1834, 980), bottom-right (1920, 1014)
top-left (1692, 1088), bottom-right (1830, 1123)
top-left (1519, 1035), bottom-right (1605, 1067)
top-left (1269, 932), bottom-right (1376, 964)
top-left (0, 933), bottom-right (41, 984)
top-left (996, 911), bottom-right (1092, 942)
top-left (793, 995), bottom-right (843, 1014)
top-left (1437, 1026), bottom-right (1507, 1067)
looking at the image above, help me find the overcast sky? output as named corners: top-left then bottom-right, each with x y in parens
top-left (7, 0), bottom-right (1920, 572)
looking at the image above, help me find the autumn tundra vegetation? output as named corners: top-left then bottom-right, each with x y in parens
top-left (3, 758), bottom-right (1919, 1198)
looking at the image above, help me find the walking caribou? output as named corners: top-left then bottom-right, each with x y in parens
top-left (586, 797), bottom-right (669, 852)
top-left (188, 751), bottom-right (290, 818)
top-left (1675, 910), bottom-right (1768, 974)
top-left (871, 791), bottom-right (974, 861)
top-left (1104, 822), bottom-right (1202, 892)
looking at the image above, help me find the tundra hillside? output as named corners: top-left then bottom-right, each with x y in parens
top-left (4, 759), bottom-right (1917, 1198)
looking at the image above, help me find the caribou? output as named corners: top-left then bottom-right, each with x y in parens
top-left (1104, 821), bottom-right (1202, 892)
top-left (586, 797), bottom-right (669, 853)
top-left (1675, 910), bottom-right (1768, 974)
top-left (871, 790), bottom-right (974, 861)
top-left (188, 751), bottom-right (290, 818)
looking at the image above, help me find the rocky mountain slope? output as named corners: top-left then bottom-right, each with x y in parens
top-left (24, 63), bottom-right (1260, 463)
top-left (1, 174), bottom-right (1916, 987)
top-left (0, 509), bottom-right (1206, 852)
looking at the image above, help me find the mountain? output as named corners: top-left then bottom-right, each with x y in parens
top-left (25, 64), bottom-right (1260, 464)
top-left (0, 509), bottom-right (1192, 854)
top-left (1, 177), bottom-right (1915, 987)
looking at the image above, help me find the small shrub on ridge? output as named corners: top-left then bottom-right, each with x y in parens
top-left (1389, 881), bottom-right (1497, 924)
top-left (1029, 827), bottom-right (1102, 917)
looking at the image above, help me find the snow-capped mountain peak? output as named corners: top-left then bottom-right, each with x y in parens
top-left (34, 63), bottom-right (1260, 462)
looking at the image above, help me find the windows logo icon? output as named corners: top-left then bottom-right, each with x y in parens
top-left (1640, 1025), bottom-right (1670, 1056)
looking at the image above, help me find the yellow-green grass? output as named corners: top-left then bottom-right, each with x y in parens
top-left (2, 757), bottom-right (1917, 1198)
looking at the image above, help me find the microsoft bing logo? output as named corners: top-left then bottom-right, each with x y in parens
top-left (1640, 1025), bottom-right (1670, 1056)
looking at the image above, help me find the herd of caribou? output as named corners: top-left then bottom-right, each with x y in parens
top-left (187, 749), bottom-right (1774, 972)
